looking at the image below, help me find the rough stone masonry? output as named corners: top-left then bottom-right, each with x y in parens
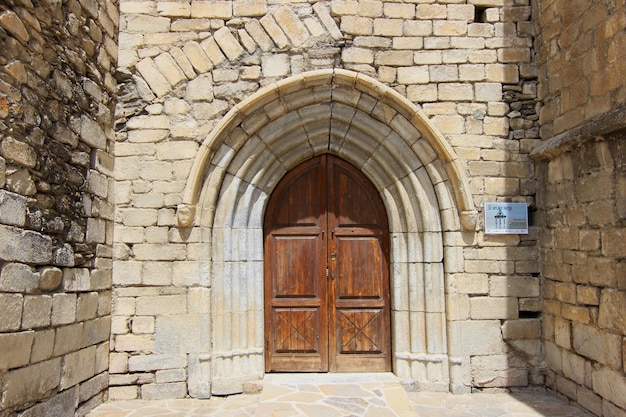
top-left (0, 0), bottom-right (624, 416)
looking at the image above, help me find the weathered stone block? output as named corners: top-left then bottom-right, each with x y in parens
top-left (573, 322), bottom-right (622, 369)
top-left (592, 366), bottom-right (626, 409)
top-left (31, 328), bottom-right (55, 363)
top-left (141, 382), bottom-right (187, 399)
top-left (21, 295), bottom-right (52, 329)
top-left (51, 293), bottom-right (77, 326)
top-left (598, 289), bottom-right (626, 335)
top-left (0, 225), bottom-right (53, 264)
top-left (156, 314), bottom-right (209, 353)
top-left (128, 354), bottom-right (187, 372)
top-left (61, 346), bottom-right (97, 390)
top-left (449, 320), bottom-right (504, 356)
top-left (2, 358), bottom-right (62, 408)
top-left (0, 262), bottom-right (38, 293)
top-left (0, 331), bottom-right (34, 369)
top-left (502, 319), bottom-right (541, 340)
top-left (470, 296), bottom-right (518, 320)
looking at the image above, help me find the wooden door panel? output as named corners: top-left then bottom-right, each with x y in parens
top-left (274, 308), bottom-right (320, 353)
top-left (338, 309), bottom-right (386, 353)
top-left (273, 234), bottom-right (321, 298)
top-left (335, 236), bottom-right (384, 300)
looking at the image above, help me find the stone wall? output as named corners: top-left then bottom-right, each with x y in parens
top-left (533, 0), bottom-right (626, 416)
top-left (0, 0), bottom-right (117, 415)
top-left (112, 0), bottom-right (542, 398)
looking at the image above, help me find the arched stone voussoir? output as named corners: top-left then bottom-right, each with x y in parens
top-left (178, 69), bottom-right (477, 232)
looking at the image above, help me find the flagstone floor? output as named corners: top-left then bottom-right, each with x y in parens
top-left (87, 374), bottom-right (594, 417)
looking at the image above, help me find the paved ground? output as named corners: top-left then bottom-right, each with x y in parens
top-left (87, 374), bottom-right (593, 417)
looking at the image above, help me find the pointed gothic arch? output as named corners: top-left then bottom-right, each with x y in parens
top-left (177, 69), bottom-right (477, 394)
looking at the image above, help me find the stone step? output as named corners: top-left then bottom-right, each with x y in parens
top-left (255, 373), bottom-right (414, 417)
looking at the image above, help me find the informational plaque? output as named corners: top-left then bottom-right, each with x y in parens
top-left (484, 203), bottom-right (528, 234)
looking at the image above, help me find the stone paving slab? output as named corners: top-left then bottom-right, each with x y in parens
top-left (256, 373), bottom-right (414, 417)
top-left (86, 383), bottom-right (595, 417)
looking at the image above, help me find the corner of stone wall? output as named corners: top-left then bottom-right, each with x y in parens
top-left (0, 0), bottom-right (118, 415)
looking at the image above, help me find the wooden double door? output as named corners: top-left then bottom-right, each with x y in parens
top-left (264, 155), bottom-right (391, 372)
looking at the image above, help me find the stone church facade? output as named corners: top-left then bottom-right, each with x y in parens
top-left (0, 0), bottom-right (624, 416)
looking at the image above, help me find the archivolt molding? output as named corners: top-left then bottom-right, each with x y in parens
top-left (177, 69), bottom-right (478, 232)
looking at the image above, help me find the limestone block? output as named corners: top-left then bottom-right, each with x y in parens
top-left (135, 294), bottom-right (187, 316)
top-left (157, 2), bottom-right (190, 17)
top-left (0, 262), bottom-right (39, 293)
top-left (154, 52), bottom-right (187, 87)
top-left (156, 314), bottom-right (210, 353)
top-left (341, 16), bottom-right (373, 36)
top-left (136, 57), bottom-right (172, 97)
top-left (51, 293), bottom-right (77, 326)
top-left (182, 42), bottom-right (213, 74)
top-left (142, 382), bottom-right (187, 399)
top-left (573, 322), bottom-right (622, 369)
top-left (114, 334), bottom-right (155, 352)
top-left (21, 295), bottom-right (52, 329)
top-left (191, 1), bottom-right (231, 19)
top-left (1, 358), bottom-right (62, 409)
top-left (31, 328), bottom-right (55, 363)
top-left (79, 372), bottom-right (108, 403)
top-left (156, 368), bottom-right (186, 384)
top-left (169, 47), bottom-right (196, 80)
top-left (429, 65), bottom-right (458, 82)
top-left (459, 64), bottom-right (486, 81)
top-left (375, 50), bottom-right (413, 66)
top-left (455, 273), bottom-right (489, 294)
top-left (128, 354), bottom-right (187, 372)
top-left (6, 168), bottom-right (36, 196)
top-left (473, 367), bottom-right (528, 387)
top-left (449, 320), bottom-right (504, 356)
top-left (407, 84), bottom-right (437, 102)
top-left (439, 83), bottom-right (474, 101)
top-left (274, 6), bottom-right (310, 47)
top-left (60, 346), bottom-right (97, 390)
top-left (119, 208), bottom-right (158, 227)
top-left (416, 4), bottom-right (447, 20)
top-left (262, 53), bottom-right (290, 77)
top-left (109, 352), bottom-right (128, 374)
top-left (0, 137), bottom-right (36, 169)
top-left (185, 74), bottom-right (214, 101)
top-left (312, 2), bottom-right (342, 40)
top-left (498, 47), bottom-right (531, 63)
top-left (0, 225), bottom-right (53, 264)
top-left (132, 316), bottom-right (155, 334)
top-left (397, 66), bottom-right (429, 84)
top-left (448, 4), bottom-right (475, 21)
top-left (108, 386), bottom-right (138, 400)
top-left (598, 289), bottom-right (626, 335)
top-left (62, 268), bottom-right (91, 292)
top-left (470, 296), bottom-right (518, 320)
top-left (484, 177), bottom-right (519, 195)
top-left (53, 323), bottom-right (84, 356)
top-left (501, 319), bottom-right (541, 340)
top-left (342, 47), bottom-right (376, 66)
top-left (373, 18), bottom-right (403, 36)
top-left (188, 354), bottom-right (211, 398)
top-left (125, 15), bottom-right (170, 33)
top-left (592, 366), bottom-right (626, 409)
top-left (214, 27), bottom-right (244, 61)
top-left (234, 0), bottom-right (266, 17)
top-left (244, 20), bottom-right (274, 52)
top-left (76, 292), bottom-right (99, 321)
top-left (434, 20), bottom-right (468, 36)
top-left (489, 276), bottom-right (539, 297)
top-left (475, 82), bottom-right (503, 102)
top-left (432, 115), bottom-right (465, 134)
top-left (0, 331), bottom-right (34, 369)
top-left (260, 14), bottom-right (289, 48)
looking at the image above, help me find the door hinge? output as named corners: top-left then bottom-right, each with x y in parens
top-left (326, 263), bottom-right (329, 278)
